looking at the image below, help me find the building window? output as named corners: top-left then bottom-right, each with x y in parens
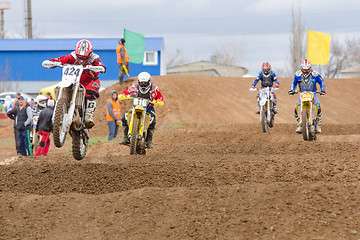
top-left (143, 51), bottom-right (158, 66)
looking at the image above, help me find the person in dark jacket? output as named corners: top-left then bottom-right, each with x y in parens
top-left (8, 95), bottom-right (33, 156)
top-left (6, 103), bottom-right (21, 155)
top-left (34, 99), bottom-right (54, 156)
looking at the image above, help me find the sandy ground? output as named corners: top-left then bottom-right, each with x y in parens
top-left (1, 76), bottom-right (360, 239)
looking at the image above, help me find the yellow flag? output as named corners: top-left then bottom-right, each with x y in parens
top-left (307, 30), bottom-right (331, 65)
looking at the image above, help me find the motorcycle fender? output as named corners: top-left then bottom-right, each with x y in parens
top-left (259, 99), bottom-right (267, 106)
top-left (58, 80), bottom-right (73, 88)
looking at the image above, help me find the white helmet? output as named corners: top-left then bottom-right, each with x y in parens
top-left (36, 95), bottom-right (47, 108)
top-left (137, 72), bottom-right (152, 94)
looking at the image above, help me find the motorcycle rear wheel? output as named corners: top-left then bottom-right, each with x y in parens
top-left (53, 98), bottom-right (68, 148)
top-left (130, 118), bottom-right (140, 155)
top-left (72, 130), bottom-right (88, 160)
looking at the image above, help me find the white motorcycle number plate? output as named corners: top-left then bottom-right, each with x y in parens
top-left (259, 89), bottom-right (268, 99)
top-left (62, 65), bottom-right (82, 83)
top-left (133, 98), bottom-right (148, 107)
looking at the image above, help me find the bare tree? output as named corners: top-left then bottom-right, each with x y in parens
top-left (287, 5), bottom-right (306, 76)
top-left (210, 39), bottom-right (244, 66)
top-left (320, 37), bottom-right (360, 78)
top-left (166, 48), bottom-right (189, 68)
top-left (0, 60), bottom-right (16, 92)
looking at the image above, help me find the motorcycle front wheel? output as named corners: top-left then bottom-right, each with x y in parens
top-left (130, 118), bottom-right (140, 155)
top-left (302, 109), bottom-right (316, 141)
top-left (261, 108), bottom-right (269, 133)
top-left (53, 98), bottom-right (68, 148)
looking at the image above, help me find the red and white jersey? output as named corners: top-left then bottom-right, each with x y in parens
top-left (50, 51), bottom-right (106, 86)
top-left (122, 83), bottom-right (163, 107)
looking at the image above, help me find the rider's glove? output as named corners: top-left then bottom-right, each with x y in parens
top-left (275, 84), bottom-right (279, 88)
top-left (119, 94), bottom-right (130, 100)
top-left (288, 90), bottom-right (295, 95)
top-left (320, 91), bottom-right (326, 95)
top-left (152, 99), bottom-right (164, 107)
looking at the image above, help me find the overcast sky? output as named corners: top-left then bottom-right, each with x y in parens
top-left (3, 0), bottom-right (360, 75)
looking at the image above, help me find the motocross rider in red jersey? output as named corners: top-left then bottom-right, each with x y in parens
top-left (49, 39), bottom-right (106, 128)
top-left (118, 72), bottom-right (164, 149)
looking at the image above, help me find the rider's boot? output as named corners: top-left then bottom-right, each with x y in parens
top-left (85, 99), bottom-right (97, 129)
top-left (295, 118), bottom-right (302, 133)
top-left (119, 126), bottom-right (129, 145)
top-left (316, 115), bottom-right (322, 133)
top-left (146, 129), bottom-right (154, 149)
top-left (273, 100), bottom-right (278, 114)
top-left (255, 105), bottom-right (260, 114)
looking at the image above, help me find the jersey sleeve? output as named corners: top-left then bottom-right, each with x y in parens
top-left (316, 75), bottom-right (325, 92)
top-left (50, 53), bottom-right (74, 64)
top-left (155, 88), bottom-right (163, 101)
top-left (122, 85), bottom-right (136, 96)
top-left (92, 57), bottom-right (106, 73)
top-left (272, 72), bottom-right (280, 85)
top-left (251, 72), bottom-right (262, 87)
top-left (290, 76), bottom-right (299, 90)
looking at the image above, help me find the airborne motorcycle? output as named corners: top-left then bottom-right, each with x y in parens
top-left (120, 96), bottom-right (162, 155)
top-left (294, 91), bottom-right (321, 141)
top-left (250, 86), bottom-right (279, 133)
top-left (42, 60), bottom-right (105, 160)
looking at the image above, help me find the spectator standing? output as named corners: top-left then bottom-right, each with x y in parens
top-left (7, 95), bottom-right (33, 156)
top-left (35, 99), bottom-right (54, 156)
top-left (105, 90), bottom-right (121, 141)
top-left (45, 92), bottom-right (56, 105)
top-left (6, 100), bottom-right (21, 155)
top-left (116, 39), bottom-right (130, 85)
top-left (29, 98), bottom-right (36, 111)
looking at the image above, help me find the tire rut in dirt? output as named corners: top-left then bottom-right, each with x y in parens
top-left (53, 98), bottom-right (68, 148)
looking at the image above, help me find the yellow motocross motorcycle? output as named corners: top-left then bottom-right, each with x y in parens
top-left (294, 91), bottom-right (321, 141)
top-left (120, 95), bottom-right (163, 155)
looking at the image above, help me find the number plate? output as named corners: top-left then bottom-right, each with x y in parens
top-left (133, 98), bottom-right (149, 108)
top-left (300, 92), bottom-right (313, 101)
top-left (62, 65), bottom-right (83, 84)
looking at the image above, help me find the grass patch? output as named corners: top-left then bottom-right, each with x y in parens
top-left (63, 149), bottom-right (72, 157)
top-left (0, 138), bottom-right (14, 145)
top-left (88, 136), bottom-right (107, 147)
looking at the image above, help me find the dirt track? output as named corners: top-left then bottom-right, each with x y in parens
top-left (1, 76), bottom-right (360, 239)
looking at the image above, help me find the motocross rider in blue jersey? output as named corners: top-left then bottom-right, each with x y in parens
top-left (288, 59), bottom-right (326, 133)
top-left (250, 62), bottom-right (280, 114)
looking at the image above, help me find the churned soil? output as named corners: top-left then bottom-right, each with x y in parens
top-left (1, 76), bottom-right (360, 239)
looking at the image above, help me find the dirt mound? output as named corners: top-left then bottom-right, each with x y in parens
top-left (2, 76), bottom-right (360, 239)
top-left (93, 76), bottom-right (360, 136)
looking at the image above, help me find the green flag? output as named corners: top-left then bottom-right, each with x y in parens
top-left (124, 29), bottom-right (145, 64)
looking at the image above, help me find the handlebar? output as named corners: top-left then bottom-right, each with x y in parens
top-left (249, 87), bottom-right (279, 92)
top-left (42, 60), bottom-right (105, 73)
top-left (119, 95), bottom-right (163, 107)
top-left (290, 90), bottom-right (322, 95)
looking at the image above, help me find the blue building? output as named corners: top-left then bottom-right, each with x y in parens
top-left (0, 38), bottom-right (165, 93)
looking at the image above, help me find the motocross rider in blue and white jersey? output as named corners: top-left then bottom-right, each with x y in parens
top-left (250, 62), bottom-right (280, 114)
top-left (288, 59), bottom-right (326, 133)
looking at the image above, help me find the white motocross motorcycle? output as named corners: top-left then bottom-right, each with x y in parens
top-left (42, 60), bottom-right (105, 160)
top-left (250, 86), bottom-right (279, 133)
